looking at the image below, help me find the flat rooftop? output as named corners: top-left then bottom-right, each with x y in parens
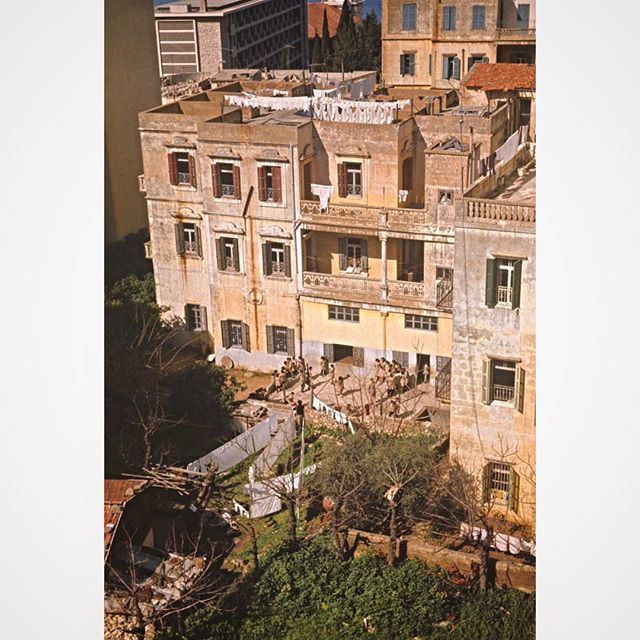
top-left (155, 0), bottom-right (265, 15)
top-left (486, 166), bottom-right (536, 205)
top-left (246, 110), bottom-right (310, 127)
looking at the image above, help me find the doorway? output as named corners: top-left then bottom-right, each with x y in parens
top-left (416, 354), bottom-right (431, 384)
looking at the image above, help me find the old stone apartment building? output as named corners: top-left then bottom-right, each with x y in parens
top-left (382, 0), bottom-right (535, 89)
top-left (155, 0), bottom-right (308, 77)
top-left (138, 63), bottom-right (535, 527)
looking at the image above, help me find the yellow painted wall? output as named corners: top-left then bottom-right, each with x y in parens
top-left (387, 312), bottom-right (452, 357)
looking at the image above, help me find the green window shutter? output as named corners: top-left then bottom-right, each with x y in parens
top-left (262, 242), bottom-right (272, 275)
top-left (199, 306), bottom-right (208, 332)
top-left (508, 467), bottom-right (520, 513)
top-left (481, 357), bottom-right (492, 404)
top-left (485, 258), bottom-right (497, 307)
top-left (287, 328), bottom-right (295, 356)
top-left (195, 225), bottom-right (202, 257)
top-left (215, 238), bottom-right (225, 270)
top-left (482, 463), bottom-right (491, 503)
top-left (242, 323), bottom-right (251, 352)
top-left (231, 238), bottom-right (240, 271)
top-left (221, 320), bottom-right (230, 348)
top-left (511, 259), bottom-right (523, 309)
top-left (284, 244), bottom-right (292, 277)
top-left (515, 365), bottom-right (525, 413)
top-left (266, 326), bottom-right (274, 354)
top-left (338, 237), bottom-right (347, 270)
top-left (175, 223), bottom-right (185, 255)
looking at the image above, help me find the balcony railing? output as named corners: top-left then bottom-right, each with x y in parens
top-left (177, 172), bottom-right (191, 185)
top-left (388, 280), bottom-right (426, 298)
top-left (465, 198), bottom-right (535, 223)
top-left (184, 241), bottom-right (199, 253)
top-left (302, 272), bottom-right (381, 295)
top-left (300, 200), bottom-right (446, 233)
top-left (497, 285), bottom-right (512, 305)
top-left (346, 184), bottom-right (362, 196)
top-left (493, 384), bottom-right (515, 402)
top-left (220, 184), bottom-right (236, 197)
top-left (496, 27), bottom-right (536, 41)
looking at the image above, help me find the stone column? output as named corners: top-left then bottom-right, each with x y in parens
top-left (380, 230), bottom-right (388, 300)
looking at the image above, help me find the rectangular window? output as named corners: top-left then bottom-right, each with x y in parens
top-left (338, 237), bottom-right (368, 273)
top-left (438, 189), bottom-right (453, 204)
top-left (488, 461), bottom-right (511, 502)
top-left (174, 222), bottom-right (201, 257)
top-left (483, 461), bottom-right (520, 511)
top-left (185, 304), bottom-right (207, 331)
top-left (157, 20), bottom-right (198, 76)
top-left (168, 151), bottom-right (196, 187)
top-left (482, 357), bottom-right (525, 410)
top-left (345, 162), bottom-right (362, 196)
top-left (442, 55), bottom-right (460, 80)
top-left (258, 165), bottom-right (282, 203)
top-left (212, 162), bottom-right (240, 198)
top-left (328, 305), bottom-right (360, 322)
top-left (175, 152), bottom-right (191, 184)
top-left (262, 241), bottom-right (291, 277)
top-left (485, 257), bottom-right (523, 309)
top-left (516, 4), bottom-right (530, 26)
top-left (401, 3), bottom-right (417, 31)
top-left (468, 54), bottom-right (488, 71)
top-left (216, 236), bottom-right (239, 272)
top-left (405, 314), bottom-right (438, 331)
top-left (400, 53), bottom-right (416, 76)
top-left (442, 6), bottom-right (456, 31)
top-left (221, 320), bottom-right (250, 351)
top-left (472, 5), bottom-right (485, 30)
top-left (269, 326), bottom-right (289, 354)
top-left (436, 267), bottom-right (453, 309)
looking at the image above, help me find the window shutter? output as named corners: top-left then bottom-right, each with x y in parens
top-left (199, 306), bottom-right (208, 332)
top-left (337, 163), bottom-right (347, 197)
top-left (400, 55), bottom-right (404, 76)
top-left (338, 237), bottom-right (347, 271)
top-left (353, 346), bottom-right (364, 368)
top-left (262, 242), bottom-right (272, 275)
top-left (231, 238), bottom-right (240, 271)
top-left (233, 164), bottom-right (241, 199)
top-left (168, 153), bottom-right (178, 185)
top-left (515, 365), bottom-right (525, 413)
top-left (284, 244), bottom-right (292, 277)
top-left (481, 357), bottom-right (492, 404)
top-left (508, 467), bottom-right (520, 513)
top-left (485, 259), bottom-right (497, 308)
top-left (212, 164), bottom-right (221, 198)
top-left (511, 259), bottom-right (523, 310)
top-left (482, 463), bottom-right (491, 503)
top-left (442, 56), bottom-right (448, 80)
top-left (287, 328), bottom-right (295, 356)
top-left (451, 7), bottom-right (456, 30)
top-left (175, 223), bottom-right (185, 255)
top-left (257, 166), bottom-right (267, 201)
top-left (429, 54), bottom-right (432, 76)
top-left (221, 321), bottom-right (230, 348)
top-left (216, 238), bottom-right (226, 270)
top-left (453, 57), bottom-right (461, 80)
top-left (184, 305), bottom-right (192, 330)
top-left (242, 323), bottom-right (251, 351)
top-left (323, 342), bottom-right (334, 362)
top-left (188, 154), bottom-right (197, 188)
top-left (272, 166), bottom-right (282, 203)
top-left (266, 326), bottom-right (274, 354)
top-left (195, 225), bottom-right (202, 257)
top-left (360, 239), bottom-right (368, 271)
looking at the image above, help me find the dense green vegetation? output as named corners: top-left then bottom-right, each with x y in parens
top-left (157, 537), bottom-right (535, 640)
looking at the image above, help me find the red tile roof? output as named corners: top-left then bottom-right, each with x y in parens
top-left (104, 479), bottom-right (148, 560)
top-left (307, 3), bottom-right (360, 40)
top-left (463, 63), bottom-right (536, 92)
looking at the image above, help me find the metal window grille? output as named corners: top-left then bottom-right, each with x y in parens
top-left (490, 462), bottom-right (511, 501)
top-left (273, 326), bottom-right (288, 353)
top-left (221, 183), bottom-right (236, 197)
top-left (229, 322), bottom-right (243, 346)
top-left (346, 184), bottom-right (362, 196)
top-left (493, 384), bottom-right (515, 401)
top-left (497, 286), bottom-right (513, 305)
top-left (187, 305), bottom-right (202, 331)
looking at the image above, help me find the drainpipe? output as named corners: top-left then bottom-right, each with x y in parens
top-left (290, 142), bottom-right (304, 357)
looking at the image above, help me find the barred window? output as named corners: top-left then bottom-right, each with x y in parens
top-left (489, 462), bottom-right (510, 500)
top-left (229, 320), bottom-right (243, 347)
top-left (185, 304), bottom-right (206, 331)
top-left (405, 314), bottom-right (438, 331)
top-left (328, 305), bottom-right (360, 322)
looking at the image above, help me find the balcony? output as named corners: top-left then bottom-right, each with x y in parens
top-left (302, 272), bottom-right (381, 299)
top-left (496, 27), bottom-right (536, 41)
top-left (497, 285), bottom-right (512, 306)
top-left (300, 200), bottom-right (452, 236)
top-left (493, 384), bottom-right (515, 402)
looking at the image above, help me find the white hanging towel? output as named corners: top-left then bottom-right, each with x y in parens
top-left (310, 183), bottom-right (333, 210)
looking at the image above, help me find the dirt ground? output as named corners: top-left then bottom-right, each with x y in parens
top-left (232, 368), bottom-right (273, 401)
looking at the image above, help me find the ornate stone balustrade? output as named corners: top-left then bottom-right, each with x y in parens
top-left (387, 280), bottom-right (426, 299)
top-left (302, 271), bottom-right (381, 296)
top-left (496, 28), bottom-right (536, 41)
top-left (465, 199), bottom-right (535, 223)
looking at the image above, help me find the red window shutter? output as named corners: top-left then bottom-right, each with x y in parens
top-left (272, 166), bottom-right (282, 203)
top-left (257, 166), bottom-right (267, 201)
top-left (233, 165), bottom-right (241, 199)
top-left (168, 153), bottom-right (178, 185)
top-left (212, 163), bottom-right (221, 198)
top-left (337, 163), bottom-right (347, 197)
top-left (188, 154), bottom-right (197, 188)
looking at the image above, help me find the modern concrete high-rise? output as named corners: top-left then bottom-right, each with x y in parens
top-left (105, 0), bottom-right (162, 242)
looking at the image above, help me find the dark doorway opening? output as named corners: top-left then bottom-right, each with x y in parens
top-left (417, 354), bottom-right (431, 384)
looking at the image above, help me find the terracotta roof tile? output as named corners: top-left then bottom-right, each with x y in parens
top-left (307, 3), bottom-right (360, 40)
top-left (104, 479), bottom-right (148, 559)
top-left (463, 63), bottom-right (536, 92)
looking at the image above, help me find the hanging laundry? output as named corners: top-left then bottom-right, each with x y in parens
top-left (311, 183), bottom-right (333, 210)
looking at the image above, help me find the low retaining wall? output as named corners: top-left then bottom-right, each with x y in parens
top-left (347, 529), bottom-right (535, 592)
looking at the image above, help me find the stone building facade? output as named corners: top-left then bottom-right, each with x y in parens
top-left (381, 0), bottom-right (535, 89)
top-left (139, 70), bottom-right (535, 527)
top-left (155, 0), bottom-right (308, 77)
